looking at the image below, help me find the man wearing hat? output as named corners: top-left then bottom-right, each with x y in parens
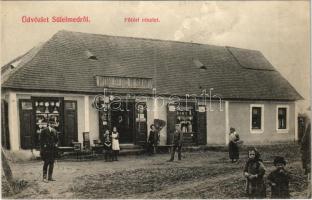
top-left (168, 124), bottom-right (184, 162)
top-left (40, 121), bottom-right (58, 182)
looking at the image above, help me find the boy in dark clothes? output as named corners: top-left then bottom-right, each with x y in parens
top-left (268, 156), bottom-right (290, 199)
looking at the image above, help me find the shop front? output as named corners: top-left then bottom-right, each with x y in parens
top-left (19, 97), bottom-right (78, 149)
top-left (97, 99), bottom-right (148, 145)
top-left (166, 102), bottom-right (207, 145)
top-left (17, 93), bottom-right (208, 150)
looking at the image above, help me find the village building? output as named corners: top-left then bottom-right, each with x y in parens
top-left (1, 30), bottom-right (302, 151)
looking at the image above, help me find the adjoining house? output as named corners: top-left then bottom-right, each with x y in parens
top-left (1, 30), bottom-right (302, 151)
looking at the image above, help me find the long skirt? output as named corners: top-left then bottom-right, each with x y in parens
top-left (229, 141), bottom-right (239, 160)
top-left (246, 179), bottom-right (266, 198)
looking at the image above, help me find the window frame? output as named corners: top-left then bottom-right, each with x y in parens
top-left (250, 104), bottom-right (264, 134)
top-left (276, 105), bottom-right (289, 133)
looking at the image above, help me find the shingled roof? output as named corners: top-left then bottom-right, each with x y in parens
top-left (1, 30), bottom-right (302, 100)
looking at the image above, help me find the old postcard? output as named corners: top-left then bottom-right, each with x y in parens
top-left (1, 1), bottom-right (311, 199)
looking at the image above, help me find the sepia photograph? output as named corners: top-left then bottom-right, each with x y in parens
top-left (1, 1), bottom-right (311, 199)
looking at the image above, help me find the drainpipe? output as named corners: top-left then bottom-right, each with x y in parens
top-left (84, 95), bottom-right (90, 145)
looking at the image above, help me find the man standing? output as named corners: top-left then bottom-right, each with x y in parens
top-left (40, 121), bottom-right (58, 182)
top-left (168, 124), bottom-right (183, 162)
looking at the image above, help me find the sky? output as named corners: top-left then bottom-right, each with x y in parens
top-left (1, 1), bottom-right (310, 112)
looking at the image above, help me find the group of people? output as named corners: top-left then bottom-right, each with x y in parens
top-left (147, 123), bottom-right (183, 161)
top-left (39, 119), bottom-right (310, 199)
top-left (243, 147), bottom-right (290, 198)
top-left (228, 123), bottom-right (311, 199)
top-left (102, 126), bottom-right (120, 162)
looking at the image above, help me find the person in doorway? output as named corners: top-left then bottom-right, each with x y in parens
top-left (243, 147), bottom-right (266, 198)
top-left (168, 124), bottom-right (183, 162)
top-left (40, 121), bottom-right (58, 182)
top-left (111, 126), bottom-right (120, 161)
top-left (267, 156), bottom-right (290, 198)
top-left (147, 124), bottom-right (157, 155)
top-left (228, 127), bottom-right (240, 163)
top-left (103, 129), bottom-right (112, 162)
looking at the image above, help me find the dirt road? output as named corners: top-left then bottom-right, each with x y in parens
top-left (3, 145), bottom-right (309, 199)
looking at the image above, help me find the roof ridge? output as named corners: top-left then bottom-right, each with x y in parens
top-left (58, 30), bottom-right (226, 48)
top-left (226, 46), bottom-right (276, 71)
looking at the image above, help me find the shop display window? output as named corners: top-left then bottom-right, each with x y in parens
top-left (176, 105), bottom-right (195, 133)
top-left (34, 100), bottom-right (61, 147)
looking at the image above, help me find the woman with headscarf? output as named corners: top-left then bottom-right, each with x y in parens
top-left (243, 147), bottom-right (266, 198)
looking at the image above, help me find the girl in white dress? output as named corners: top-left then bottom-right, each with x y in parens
top-left (111, 126), bottom-right (120, 161)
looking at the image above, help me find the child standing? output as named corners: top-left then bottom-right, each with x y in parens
top-left (267, 156), bottom-right (290, 198)
top-left (243, 147), bottom-right (266, 198)
top-left (103, 129), bottom-right (112, 162)
top-left (111, 126), bottom-right (120, 161)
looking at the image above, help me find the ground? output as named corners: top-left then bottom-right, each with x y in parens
top-left (2, 144), bottom-right (310, 199)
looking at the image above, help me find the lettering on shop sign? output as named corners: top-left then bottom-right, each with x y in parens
top-left (198, 106), bottom-right (206, 113)
top-left (95, 76), bottom-right (153, 89)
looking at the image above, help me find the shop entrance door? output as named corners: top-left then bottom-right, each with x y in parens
top-left (64, 101), bottom-right (78, 146)
top-left (110, 101), bottom-right (135, 144)
top-left (19, 100), bottom-right (35, 149)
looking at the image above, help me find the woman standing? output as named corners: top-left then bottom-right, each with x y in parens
top-left (228, 127), bottom-right (240, 162)
top-left (111, 126), bottom-right (120, 161)
top-left (147, 124), bottom-right (157, 155)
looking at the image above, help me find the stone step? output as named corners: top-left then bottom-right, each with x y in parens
top-left (119, 149), bottom-right (145, 155)
top-left (119, 144), bottom-right (144, 150)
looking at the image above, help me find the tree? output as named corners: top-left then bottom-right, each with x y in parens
top-left (1, 148), bottom-right (15, 192)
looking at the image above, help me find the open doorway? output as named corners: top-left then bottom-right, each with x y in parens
top-left (110, 101), bottom-right (135, 144)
